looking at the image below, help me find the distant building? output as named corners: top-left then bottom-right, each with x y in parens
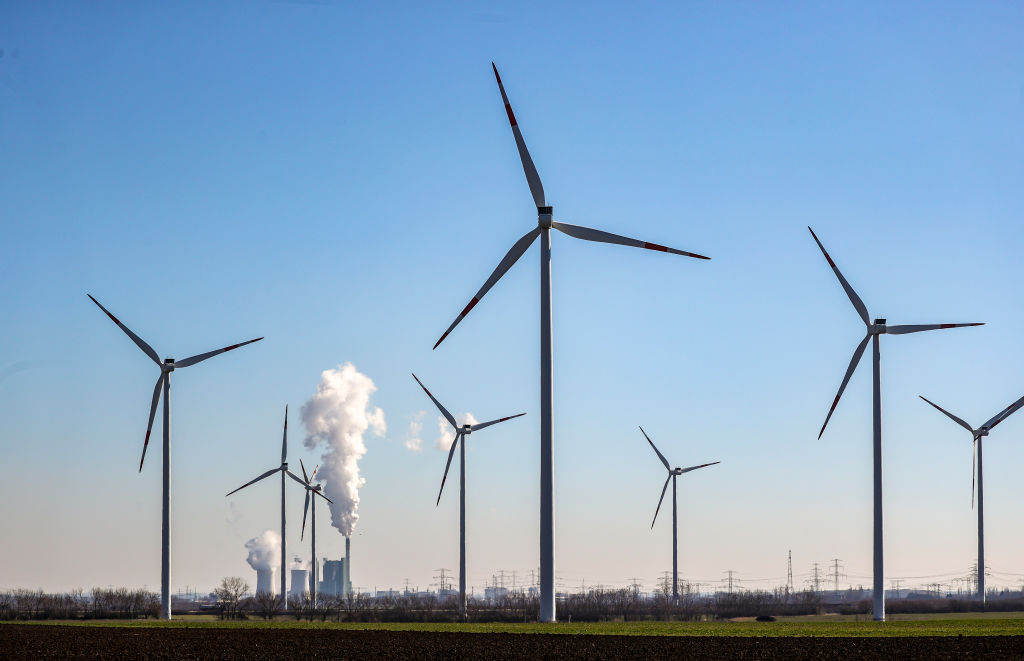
top-left (320, 558), bottom-right (351, 596)
top-left (484, 586), bottom-right (508, 603)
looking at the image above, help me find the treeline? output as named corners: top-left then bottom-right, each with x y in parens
top-left (0, 588), bottom-right (159, 620)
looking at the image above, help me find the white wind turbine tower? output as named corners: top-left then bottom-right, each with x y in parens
top-left (226, 405), bottom-right (309, 599)
top-left (918, 392), bottom-right (1024, 604)
top-left (431, 62), bottom-right (709, 622)
top-left (808, 227), bottom-right (983, 621)
top-left (412, 373), bottom-right (525, 621)
top-left (87, 294), bottom-right (262, 620)
top-left (298, 459), bottom-right (332, 609)
top-left (639, 427), bottom-right (718, 605)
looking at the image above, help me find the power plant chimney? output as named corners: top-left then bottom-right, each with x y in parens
top-left (345, 536), bottom-right (351, 596)
top-left (256, 568), bottom-right (276, 596)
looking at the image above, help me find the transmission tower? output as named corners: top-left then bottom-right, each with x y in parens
top-left (433, 568), bottom-right (452, 593)
top-left (786, 550), bottom-right (794, 595)
top-left (830, 558), bottom-right (845, 593)
top-left (807, 562), bottom-right (823, 593)
top-left (723, 570), bottom-right (739, 594)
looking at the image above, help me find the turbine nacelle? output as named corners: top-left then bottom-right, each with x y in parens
top-left (537, 206), bottom-right (553, 228)
top-left (162, 359), bottom-right (175, 373)
top-left (462, 423), bottom-right (473, 435)
top-left (869, 319), bottom-right (887, 334)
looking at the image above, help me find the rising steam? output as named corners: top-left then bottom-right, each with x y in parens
top-left (301, 362), bottom-right (386, 537)
top-left (245, 530), bottom-right (281, 571)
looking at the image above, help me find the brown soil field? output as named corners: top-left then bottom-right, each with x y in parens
top-left (3, 624), bottom-right (1024, 660)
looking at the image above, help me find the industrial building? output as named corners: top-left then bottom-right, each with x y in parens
top-left (255, 568), bottom-right (276, 596)
top-left (318, 537), bottom-right (352, 596)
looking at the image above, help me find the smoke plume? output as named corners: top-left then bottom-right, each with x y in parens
top-left (245, 530), bottom-right (281, 571)
top-left (436, 412), bottom-right (478, 450)
top-left (301, 362), bottom-right (386, 537)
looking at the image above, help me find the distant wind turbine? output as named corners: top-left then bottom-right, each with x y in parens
top-left (918, 393), bottom-right (1024, 604)
top-left (412, 373), bottom-right (525, 621)
top-left (808, 227), bottom-right (983, 621)
top-left (431, 62), bottom-right (709, 622)
top-left (639, 427), bottom-right (718, 605)
top-left (88, 294), bottom-right (262, 620)
top-left (226, 405), bottom-right (308, 599)
top-left (298, 458), bottom-right (332, 609)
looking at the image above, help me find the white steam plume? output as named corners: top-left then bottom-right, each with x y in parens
top-left (245, 530), bottom-right (281, 571)
top-left (301, 362), bottom-right (386, 537)
top-left (436, 412), bottom-right (478, 450)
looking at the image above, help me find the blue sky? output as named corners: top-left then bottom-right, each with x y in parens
top-left (1, 1), bottom-right (1023, 595)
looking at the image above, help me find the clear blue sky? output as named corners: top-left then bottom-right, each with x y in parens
top-left (2, 2), bottom-right (1023, 595)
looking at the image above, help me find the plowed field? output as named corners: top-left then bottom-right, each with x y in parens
top-left (3, 623), bottom-right (1024, 660)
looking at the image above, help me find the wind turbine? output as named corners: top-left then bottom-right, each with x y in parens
top-left (298, 458), bottom-right (333, 609)
top-left (431, 63), bottom-right (709, 622)
top-left (639, 427), bottom-right (718, 605)
top-left (918, 393), bottom-right (1024, 604)
top-left (412, 373), bottom-right (525, 621)
top-left (226, 405), bottom-right (308, 599)
top-left (808, 227), bottom-right (983, 621)
top-left (87, 294), bottom-right (262, 620)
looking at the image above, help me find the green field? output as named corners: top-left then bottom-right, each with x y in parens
top-left (7, 612), bottom-right (1024, 637)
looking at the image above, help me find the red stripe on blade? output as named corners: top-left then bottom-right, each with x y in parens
top-left (460, 297), bottom-right (480, 317)
top-left (504, 104), bottom-right (517, 127)
top-left (643, 242), bottom-right (668, 252)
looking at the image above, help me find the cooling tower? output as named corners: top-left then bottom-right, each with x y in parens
top-left (255, 568), bottom-right (276, 596)
top-left (290, 569), bottom-right (309, 599)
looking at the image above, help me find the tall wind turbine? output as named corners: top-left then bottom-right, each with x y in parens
top-left (412, 373), bottom-right (525, 621)
top-left (918, 393), bottom-right (1024, 603)
top-left (298, 459), bottom-right (332, 609)
top-left (808, 227), bottom-right (983, 621)
top-left (88, 294), bottom-right (262, 620)
top-left (639, 427), bottom-right (718, 605)
top-left (431, 63), bottom-right (709, 622)
top-left (226, 405), bottom-right (308, 599)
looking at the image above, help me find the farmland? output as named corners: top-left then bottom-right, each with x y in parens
top-left (4, 615), bottom-right (1024, 659)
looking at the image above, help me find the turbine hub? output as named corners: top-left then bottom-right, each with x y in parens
top-left (538, 206), bottom-right (553, 229)
top-left (162, 358), bottom-right (175, 372)
top-left (977, 428), bottom-right (989, 437)
top-left (462, 424), bottom-right (472, 435)
top-left (870, 318), bottom-right (887, 334)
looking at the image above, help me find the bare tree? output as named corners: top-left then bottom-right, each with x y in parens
top-left (251, 591), bottom-right (284, 620)
top-left (214, 577), bottom-right (250, 620)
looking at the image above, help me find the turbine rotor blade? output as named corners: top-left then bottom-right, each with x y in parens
top-left (411, 373), bottom-right (458, 429)
top-left (551, 222), bottom-right (710, 260)
top-left (651, 474), bottom-right (671, 529)
top-left (818, 334), bottom-right (871, 439)
top-left (301, 490), bottom-right (310, 541)
top-left (492, 63), bottom-right (545, 207)
top-left (918, 396), bottom-right (974, 434)
top-left (285, 470), bottom-right (307, 489)
top-left (225, 467), bottom-right (279, 497)
top-left (300, 458), bottom-right (310, 484)
top-left (885, 323), bottom-right (983, 335)
top-left (639, 426), bottom-right (670, 471)
top-left (470, 413), bottom-right (526, 432)
top-left (140, 373), bottom-right (164, 472)
top-left (680, 461), bottom-right (720, 474)
top-left (433, 228), bottom-right (541, 350)
top-left (807, 228), bottom-right (870, 326)
top-left (437, 432), bottom-right (461, 506)
top-left (87, 294), bottom-right (161, 365)
top-left (984, 392), bottom-right (1024, 431)
top-left (281, 405), bottom-right (288, 465)
top-left (173, 337), bottom-right (263, 369)
top-left (314, 489), bottom-right (333, 504)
